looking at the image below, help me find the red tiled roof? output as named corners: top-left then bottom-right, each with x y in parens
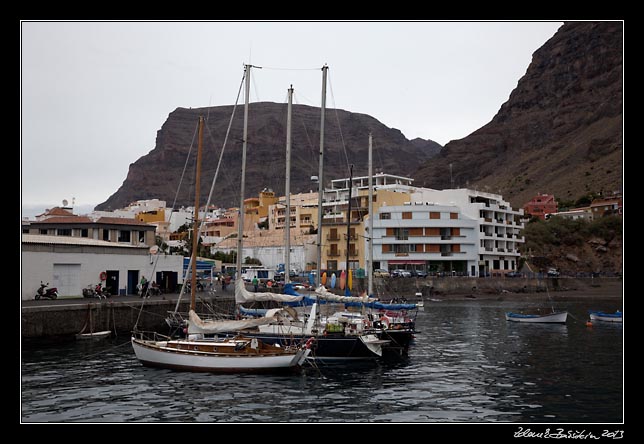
top-left (31, 216), bottom-right (92, 224)
top-left (36, 207), bottom-right (74, 217)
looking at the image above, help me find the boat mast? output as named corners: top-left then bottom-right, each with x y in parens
top-left (316, 65), bottom-right (328, 288)
top-left (368, 133), bottom-right (373, 296)
top-left (345, 163), bottom-right (353, 296)
top-left (236, 64), bottom-right (251, 284)
top-left (284, 85), bottom-right (293, 284)
top-left (190, 116), bottom-right (205, 312)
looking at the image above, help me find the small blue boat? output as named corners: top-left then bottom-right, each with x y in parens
top-left (589, 310), bottom-right (622, 323)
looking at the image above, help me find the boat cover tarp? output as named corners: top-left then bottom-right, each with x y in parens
top-left (235, 278), bottom-right (303, 304)
top-left (238, 306), bottom-right (269, 317)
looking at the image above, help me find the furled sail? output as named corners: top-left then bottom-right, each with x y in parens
top-left (187, 309), bottom-right (276, 334)
top-left (234, 278), bottom-right (304, 304)
top-left (314, 285), bottom-right (371, 303)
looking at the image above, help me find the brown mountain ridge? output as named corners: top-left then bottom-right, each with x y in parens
top-left (96, 103), bottom-right (441, 211)
top-left (415, 21), bottom-right (623, 208)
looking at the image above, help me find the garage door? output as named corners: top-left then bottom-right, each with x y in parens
top-left (52, 264), bottom-right (81, 297)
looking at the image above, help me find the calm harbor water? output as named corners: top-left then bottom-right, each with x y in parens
top-left (21, 298), bottom-right (623, 423)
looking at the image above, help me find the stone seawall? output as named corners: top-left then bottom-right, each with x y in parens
top-left (21, 277), bottom-right (621, 341)
top-left (21, 298), bottom-right (236, 341)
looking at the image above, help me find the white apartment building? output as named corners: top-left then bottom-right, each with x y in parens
top-left (401, 188), bottom-right (525, 276)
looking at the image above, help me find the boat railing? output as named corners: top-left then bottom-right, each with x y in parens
top-left (133, 330), bottom-right (172, 342)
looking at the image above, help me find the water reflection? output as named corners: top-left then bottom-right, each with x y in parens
top-left (22, 299), bottom-right (622, 423)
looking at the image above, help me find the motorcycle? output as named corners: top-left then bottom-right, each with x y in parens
top-left (94, 282), bottom-right (111, 299)
top-left (83, 283), bottom-right (111, 299)
top-left (35, 281), bottom-right (58, 300)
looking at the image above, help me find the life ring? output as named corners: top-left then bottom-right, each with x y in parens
top-left (99, 271), bottom-right (107, 281)
top-left (305, 337), bottom-right (315, 349)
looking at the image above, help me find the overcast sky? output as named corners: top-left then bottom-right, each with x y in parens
top-left (21, 21), bottom-right (562, 216)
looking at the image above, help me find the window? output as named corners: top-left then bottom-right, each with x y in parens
top-left (327, 260), bottom-right (337, 271)
top-left (426, 244), bottom-right (439, 253)
top-left (380, 212), bottom-right (391, 220)
top-left (393, 244), bottom-right (409, 253)
top-left (118, 230), bottom-right (131, 243)
top-left (139, 231), bottom-right (145, 243)
top-left (394, 228), bottom-right (409, 240)
top-left (103, 229), bottom-right (110, 241)
top-left (81, 228), bottom-right (88, 238)
top-left (39, 228), bottom-right (48, 235)
top-left (450, 212), bottom-right (458, 219)
top-left (382, 244), bottom-right (391, 253)
top-left (402, 212), bottom-right (412, 220)
top-left (430, 212), bottom-right (440, 219)
top-left (57, 228), bottom-right (72, 236)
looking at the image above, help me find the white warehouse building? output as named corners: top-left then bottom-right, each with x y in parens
top-left (21, 235), bottom-right (184, 300)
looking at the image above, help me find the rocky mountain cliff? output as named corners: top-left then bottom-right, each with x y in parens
top-left (96, 103), bottom-right (441, 210)
top-left (415, 21), bottom-right (623, 208)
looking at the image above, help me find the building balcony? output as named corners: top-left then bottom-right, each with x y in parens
top-left (441, 252), bottom-right (453, 256)
top-left (345, 249), bottom-right (360, 257)
top-left (326, 235), bottom-right (341, 241)
top-left (441, 235), bottom-right (452, 240)
top-left (326, 250), bottom-right (341, 257)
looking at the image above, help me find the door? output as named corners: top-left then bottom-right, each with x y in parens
top-left (105, 270), bottom-right (119, 295)
top-left (128, 270), bottom-right (139, 295)
top-left (52, 264), bottom-right (81, 296)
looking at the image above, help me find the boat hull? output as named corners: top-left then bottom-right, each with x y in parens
top-left (219, 332), bottom-right (383, 360)
top-left (589, 312), bottom-right (622, 323)
top-left (131, 336), bottom-right (309, 373)
top-left (505, 311), bottom-right (568, 323)
top-left (76, 330), bottom-right (111, 340)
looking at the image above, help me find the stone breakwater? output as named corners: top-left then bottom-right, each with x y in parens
top-left (21, 277), bottom-right (622, 341)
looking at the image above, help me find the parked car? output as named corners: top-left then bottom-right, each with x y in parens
top-left (547, 268), bottom-right (560, 277)
top-left (411, 270), bottom-right (428, 278)
top-left (391, 269), bottom-right (412, 278)
top-left (506, 271), bottom-right (523, 278)
top-left (373, 269), bottom-right (390, 278)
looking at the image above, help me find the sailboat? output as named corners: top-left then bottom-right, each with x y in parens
top-left (335, 133), bottom-right (418, 357)
top-left (229, 78), bottom-right (387, 360)
top-left (131, 72), bottom-right (312, 372)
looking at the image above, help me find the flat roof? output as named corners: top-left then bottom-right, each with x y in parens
top-left (21, 234), bottom-right (146, 248)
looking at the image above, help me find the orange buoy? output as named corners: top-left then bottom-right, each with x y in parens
top-left (586, 321), bottom-right (593, 327)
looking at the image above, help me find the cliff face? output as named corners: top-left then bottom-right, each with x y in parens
top-left (96, 103), bottom-right (441, 210)
top-left (415, 21), bottom-right (623, 207)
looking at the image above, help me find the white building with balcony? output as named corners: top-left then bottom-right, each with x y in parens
top-left (401, 188), bottom-right (525, 276)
